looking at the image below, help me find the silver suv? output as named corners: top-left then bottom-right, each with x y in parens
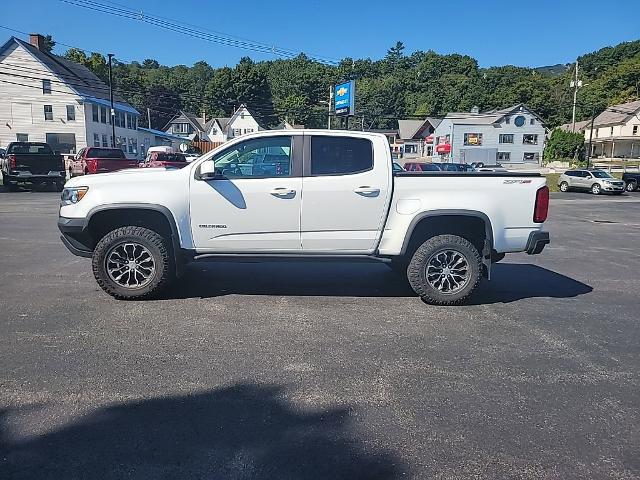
top-left (558, 169), bottom-right (625, 195)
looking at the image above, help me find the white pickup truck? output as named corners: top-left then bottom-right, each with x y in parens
top-left (58, 130), bottom-right (550, 305)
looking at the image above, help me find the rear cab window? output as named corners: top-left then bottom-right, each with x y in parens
top-left (86, 148), bottom-right (126, 159)
top-left (310, 136), bottom-right (373, 175)
top-left (7, 143), bottom-right (53, 155)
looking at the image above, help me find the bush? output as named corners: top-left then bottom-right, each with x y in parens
top-left (544, 129), bottom-right (586, 161)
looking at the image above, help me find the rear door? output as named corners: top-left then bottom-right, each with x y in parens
top-left (300, 134), bottom-right (392, 253)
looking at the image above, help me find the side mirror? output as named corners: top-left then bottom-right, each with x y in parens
top-left (195, 162), bottom-right (224, 181)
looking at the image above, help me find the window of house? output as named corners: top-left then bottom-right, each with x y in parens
top-left (497, 152), bottom-right (511, 161)
top-left (610, 127), bottom-right (614, 136)
top-left (131, 138), bottom-right (137, 154)
top-left (120, 136), bottom-right (127, 152)
top-left (207, 136), bottom-right (292, 178)
top-left (94, 133), bottom-right (100, 147)
top-left (633, 125), bottom-right (638, 135)
top-left (240, 113), bottom-right (245, 119)
top-left (311, 136), bottom-right (373, 175)
top-left (102, 134), bottom-right (108, 147)
top-left (504, 117), bottom-right (510, 124)
top-left (66, 105), bottom-right (75, 121)
top-left (524, 152), bottom-right (538, 162)
top-left (16, 133), bottom-right (28, 142)
top-left (46, 133), bottom-right (76, 154)
top-left (128, 138), bottom-right (134, 153)
top-left (100, 106), bottom-right (107, 123)
top-left (42, 79), bottom-right (51, 94)
top-left (463, 133), bottom-right (482, 146)
top-left (530, 118), bottom-right (535, 125)
top-left (523, 134), bottom-right (538, 145)
top-left (44, 105), bottom-right (53, 121)
top-left (244, 128), bottom-right (254, 134)
top-left (173, 123), bottom-right (189, 134)
top-left (499, 134), bottom-right (514, 144)
top-left (233, 128), bottom-right (242, 137)
top-left (92, 104), bottom-right (99, 122)
top-left (405, 144), bottom-right (418, 154)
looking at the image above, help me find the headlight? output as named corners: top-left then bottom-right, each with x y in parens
top-left (61, 187), bottom-right (88, 205)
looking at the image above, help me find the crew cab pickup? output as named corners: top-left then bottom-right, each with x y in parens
top-left (58, 130), bottom-right (550, 305)
top-left (1, 142), bottom-right (65, 191)
top-left (69, 147), bottom-right (138, 177)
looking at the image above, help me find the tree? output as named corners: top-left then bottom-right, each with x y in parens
top-left (42, 35), bottom-right (55, 54)
top-left (544, 129), bottom-right (586, 161)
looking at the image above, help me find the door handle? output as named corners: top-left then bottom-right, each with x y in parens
top-left (354, 186), bottom-right (380, 196)
top-left (270, 187), bottom-right (296, 197)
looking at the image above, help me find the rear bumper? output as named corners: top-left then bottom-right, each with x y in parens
top-left (58, 216), bottom-right (93, 257)
top-left (5, 172), bottom-right (65, 183)
top-left (526, 231), bottom-right (550, 255)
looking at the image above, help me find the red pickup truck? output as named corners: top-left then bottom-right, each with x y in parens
top-left (68, 147), bottom-right (138, 177)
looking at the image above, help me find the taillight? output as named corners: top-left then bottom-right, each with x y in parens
top-left (8, 154), bottom-right (16, 170)
top-left (534, 186), bottom-right (549, 223)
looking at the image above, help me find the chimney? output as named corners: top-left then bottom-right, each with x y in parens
top-left (29, 33), bottom-right (46, 51)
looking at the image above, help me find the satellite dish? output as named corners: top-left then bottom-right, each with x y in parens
top-left (179, 142), bottom-right (188, 152)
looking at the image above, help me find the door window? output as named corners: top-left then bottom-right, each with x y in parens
top-left (310, 136), bottom-right (373, 175)
top-left (208, 136), bottom-right (292, 178)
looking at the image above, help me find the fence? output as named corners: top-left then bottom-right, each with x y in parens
top-left (192, 141), bottom-right (222, 154)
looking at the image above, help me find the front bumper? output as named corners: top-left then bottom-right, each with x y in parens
top-left (601, 183), bottom-right (624, 192)
top-left (526, 231), bottom-right (550, 255)
top-left (58, 216), bottom-right (93, 257)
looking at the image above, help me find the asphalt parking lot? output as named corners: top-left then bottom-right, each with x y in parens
top-left (1, 190), bottom-right (639, 479)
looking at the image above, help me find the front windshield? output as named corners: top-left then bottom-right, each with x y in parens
top-left (591, 171), bottom-right (614, 178)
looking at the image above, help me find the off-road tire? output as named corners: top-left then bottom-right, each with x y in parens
top-left (92, 226), bottom-right (174, 300)
top-left (559, 181), bottom-right (569, 192)
top-left (407, 234), bottom-right (482, 306)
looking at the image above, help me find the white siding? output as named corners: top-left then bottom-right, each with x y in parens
top-left (226, 107), bottom-right (261, 140)
top-left (0, 42), bottom-right (86, 151)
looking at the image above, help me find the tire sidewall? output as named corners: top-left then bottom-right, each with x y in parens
top-left (592, 184), bottom-right (601, 195)
top-left (92, 227), bottom-right (172, 299)
top-left (407, 235), bottom-right (482, 305)
top-left (626, 181), bottom-right (637, 192)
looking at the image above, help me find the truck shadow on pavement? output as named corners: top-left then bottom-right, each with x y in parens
top-left (168, 262), bottom-right (592, 304)
top-left (0, 383), bottom-right (405, 480)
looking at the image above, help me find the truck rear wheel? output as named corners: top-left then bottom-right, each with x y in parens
top-left (92, 226), bottom-right (174, 300)
top-left (407, 234), bottom-right (482, 306)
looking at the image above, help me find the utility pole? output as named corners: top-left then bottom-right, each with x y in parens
top-left (107, 53), bottom-right (116, 147)
top-left (147, 108), bottom-right (151, 129)
top-left (586, 108), bottom-right (597, 169)
top-left (327, 85), bottom-right (332, 130)
top-left (570, 60), bottom-right (582, 133)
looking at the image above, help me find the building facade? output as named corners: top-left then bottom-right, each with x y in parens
top-left (0, 34), bottom-right (143, 158)
top-left (582, 100), bottom-right (640, 159)
top-left (432, 105), bottom-right (546, 164)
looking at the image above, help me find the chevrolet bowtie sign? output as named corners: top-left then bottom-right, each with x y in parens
top-left (334, 80), bottom-right (355, 116)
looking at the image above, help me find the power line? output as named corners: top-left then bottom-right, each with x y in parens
top-left (58, 0), bottom-right (339, 65)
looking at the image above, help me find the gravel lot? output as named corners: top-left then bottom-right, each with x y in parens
top-left (1, 190), bottom-right (639, 479)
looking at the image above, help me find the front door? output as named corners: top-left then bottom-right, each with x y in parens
top-left (190, 134), bottom-right (302, 252)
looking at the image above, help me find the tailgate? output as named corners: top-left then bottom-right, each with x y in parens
top-left (94, 159), bottom-right (139, 173)
top-left (13, 154), bottom-right (64, 174)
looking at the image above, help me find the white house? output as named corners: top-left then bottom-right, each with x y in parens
top-left (0, 34), bottom-right (143, 158)
top-left (582, 100), bottom-right (640, 159)
top-left (432, 104), bottom-right (546, 164)
top-left (397, 117), bottom-right (441, 158)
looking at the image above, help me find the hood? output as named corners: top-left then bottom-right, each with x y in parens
top-left (65, 166), bottom-right (186, 188)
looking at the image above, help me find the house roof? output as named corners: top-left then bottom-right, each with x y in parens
top-left (557, 120), bottom-right (591, 132)
top-left (163, 110), bottom-right (208, 133)
top-left (205, 117), bottom-right (231, 132)
top-left (227, 104), bottom-right (265, 129)
top-left (397, 117), bottom-right (440, 140)
top-left (0, 36), bottom-right (138, 114)
top-left (592, 100), bottom-right (640, 127)
top-left (444, 104), bottom-right (544, 126)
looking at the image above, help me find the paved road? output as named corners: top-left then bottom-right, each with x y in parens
top-left (1, 190), bottom-right (639, 479)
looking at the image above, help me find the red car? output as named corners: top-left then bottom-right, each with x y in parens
top-left (69, 147), bottom-right (138, 177)
top-left (140, 152), bottom-right (189, 169)
top-left (403, 162), bottom-right (442, 172)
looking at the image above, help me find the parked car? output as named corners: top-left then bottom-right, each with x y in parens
top-left (558, 169), bottom-right (625, 195)
top-left (1, 142), bottom-right (65, 191)
top-left (69, 147), bottom-right (138, 177)
top-left (140, 152), bottom-right (189, 169)
top-left (432, 163), bottom-right (476, 172)
top-left (622, 172), bottom-right (640, 192)
top-left (0, 148), bottom-right (6, 158)
top-left (58, 130), bottom-right (550, 306)
top-left (403, 162), bottom-right (441, 172)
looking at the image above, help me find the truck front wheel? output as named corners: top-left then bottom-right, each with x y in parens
top-left (92, 226), bottom-right (174, 300)
top-left (407, 234), bottom-right (482, 306)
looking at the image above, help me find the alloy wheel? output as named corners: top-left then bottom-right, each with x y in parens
top-left (105, 242), bottom-right (156, 288)
top-left (425, 249), bottom-right (470, 295)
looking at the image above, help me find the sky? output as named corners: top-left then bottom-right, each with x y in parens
top-left (2, 0), bottom-right (639, 68)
